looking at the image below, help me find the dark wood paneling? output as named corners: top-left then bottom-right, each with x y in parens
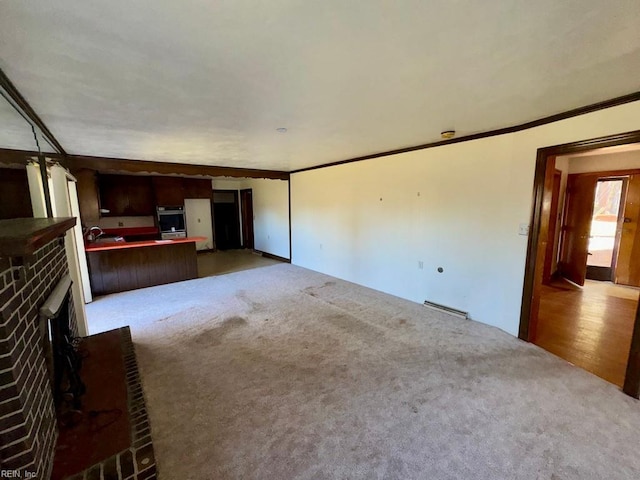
top-left (86, 242), bottom-right (198, 296)
top-left (0, 168), bottom-right (33, 220)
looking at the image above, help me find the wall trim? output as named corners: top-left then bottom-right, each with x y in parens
top-left (255, 250), bottom-right (291, 263)
top-left (291, 91), bottom-right (640, 175)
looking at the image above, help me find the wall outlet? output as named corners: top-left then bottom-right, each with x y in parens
top-left (518, 223), bottom-right (529, 236)
top-left (418, 261), bottom-right (424, 269)
top-left (118, 221), bottom-right (124, 227)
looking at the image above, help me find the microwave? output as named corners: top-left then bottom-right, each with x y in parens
top-left (157, 206), bottom-right (185, 234)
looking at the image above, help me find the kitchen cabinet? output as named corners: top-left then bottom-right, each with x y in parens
top-left (183, 178), bottom-right (212, 199)
top-left (152, 176), bottom-right (185, 206)
top-left (153, 176), bottom-right (212, 205)
top-left (0, 168), bottom-right (33, 220)
top-left (99, 174), bottom-right (154, 216)
top-left (74, 169), bottom-right (100, 225)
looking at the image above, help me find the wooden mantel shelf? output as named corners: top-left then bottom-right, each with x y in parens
top-left (0, 217), bottom-right (76, 257)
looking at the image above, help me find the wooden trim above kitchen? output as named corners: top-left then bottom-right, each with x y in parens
top-left (0, 148), bottom-right (289, 180)
top-left (64, 154), bottom-right (289, 180)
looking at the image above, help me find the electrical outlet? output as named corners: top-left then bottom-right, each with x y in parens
top-left (418, 261), bottom-right (424, 269)
top-left (118, 222), bottom-right (124, 227)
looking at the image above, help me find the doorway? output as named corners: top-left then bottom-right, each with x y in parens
top-left (519, 130), bottom-right (640, 398)
top-left (585, 177), bottom-right (626, 281)
top-left (213, 190), bottom-right (241, 250)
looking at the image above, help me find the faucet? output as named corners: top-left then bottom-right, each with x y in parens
top-left (85, 226), bottom-right (104, 242)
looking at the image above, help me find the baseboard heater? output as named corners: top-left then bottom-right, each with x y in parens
top-left (423, 300), bottom-right (469, 319)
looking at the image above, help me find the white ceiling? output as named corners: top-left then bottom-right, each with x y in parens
top-left (1, 0), bottom-right (639, 172)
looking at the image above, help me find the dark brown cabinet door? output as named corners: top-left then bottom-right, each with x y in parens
top-left (75, 169), bottom-right (100, 225)
top-left (559, 174), bottom-right (598, 286)
top-left (99, 174), bottom-right (154, 216)
top-left (0, 168), bottom-right (32, 219)
top-left (183, 178), bottom-right (212, 199)
top-left (125, 176), bottom-right (154, 215)
top-left (152, 176), bottom-right (185, 206)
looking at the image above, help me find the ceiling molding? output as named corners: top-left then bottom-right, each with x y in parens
top-left (291, 91), bottom-right (640, 175)
top-left (63, 154), bottom-right (290, 180)
top-left (0, 67), bottom-right (67, 156)
top-left (0, 148), bottom-right (289, 179)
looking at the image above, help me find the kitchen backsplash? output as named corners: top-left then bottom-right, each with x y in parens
top-left (98, 216), bottom-right (155, 229)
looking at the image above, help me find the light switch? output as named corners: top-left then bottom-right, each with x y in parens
top-left (518, 223), bottom-right (529, 236)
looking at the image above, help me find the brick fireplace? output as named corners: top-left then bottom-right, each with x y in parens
top-left (0, 218), bottom-right (77, 478)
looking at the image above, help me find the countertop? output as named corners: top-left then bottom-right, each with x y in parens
top-left (85, 236), bottom-right (206, 252)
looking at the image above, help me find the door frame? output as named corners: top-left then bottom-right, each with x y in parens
top-left (240, 188), bottom-right (254, 249)
top-left (518, 129), bottom-right (640, 398)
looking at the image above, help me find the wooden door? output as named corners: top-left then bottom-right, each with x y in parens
top-left (558, 174), bottom-right (598, 286)
top-left (240, 189), bottom-right (254, 249)
top-left (543, 170), bottom-right (562, 283)
top-left (616, 174), bottom-right (640, 287)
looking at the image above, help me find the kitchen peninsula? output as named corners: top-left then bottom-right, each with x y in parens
top-left (85, 236), bottom-right (206, 296)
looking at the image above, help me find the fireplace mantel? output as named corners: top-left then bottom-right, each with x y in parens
top-left (0, 217), bottom-right (76, 257)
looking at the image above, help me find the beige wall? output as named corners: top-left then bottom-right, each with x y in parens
top-left (291, 101), bottom-right (640, 336)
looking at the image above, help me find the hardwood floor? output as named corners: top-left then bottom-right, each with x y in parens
top-left (535, 278), bottom-right (639, 387)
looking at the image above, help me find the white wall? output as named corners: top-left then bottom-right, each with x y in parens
top-left (568, 149), bottom-right (640, 174)
top-left (97, 216), bottom-right (155, 229)
top-left (291, 101), bottom-right (640, 336)
top-left (241, 178), bottom-right (290, 259)
top-left (185, 198), bottom-right (214, 250)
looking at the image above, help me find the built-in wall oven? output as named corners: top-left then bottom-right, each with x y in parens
top-left (157, 206), bottom-right (187, 239)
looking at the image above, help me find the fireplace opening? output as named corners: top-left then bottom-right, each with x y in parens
top-left (39, 274), bottom-right (86, 426)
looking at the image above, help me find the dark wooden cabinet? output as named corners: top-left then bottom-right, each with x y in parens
top-left (99, 174), bottom-right (154, 216)
top-left (0, 168), bottom-right (33, 220)
top-left (183, 178), bottom-right (212, 199)
top-left (75, 169), bottom-right (100, 225)
top-left (152, 176), bottom-right (185, 206)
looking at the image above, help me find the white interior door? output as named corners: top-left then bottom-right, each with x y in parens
top-left (185, 198), bottom-right (214, 250)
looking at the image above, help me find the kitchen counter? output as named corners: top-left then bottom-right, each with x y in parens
top-left (85, 236), bottom-right (205, 296)
top-left (85, 236), bottom-right (206, 252)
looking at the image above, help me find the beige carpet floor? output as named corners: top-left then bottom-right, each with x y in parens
top-left (87, 264), bottom-right (640, 479)
top-left (197, 249), bottom-right (281, 278)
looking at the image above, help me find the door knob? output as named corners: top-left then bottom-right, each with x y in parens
top-left (624, 217), bottom-right (633, 223)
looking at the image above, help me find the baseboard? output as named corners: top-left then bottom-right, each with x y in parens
top-left (196, 248), bottom-right (216, 254)
top-left (254, 250), bottom-right (291, 263)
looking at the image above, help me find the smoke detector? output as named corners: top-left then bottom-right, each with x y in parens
top-left (441, 130), bottom-right (456, 140)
